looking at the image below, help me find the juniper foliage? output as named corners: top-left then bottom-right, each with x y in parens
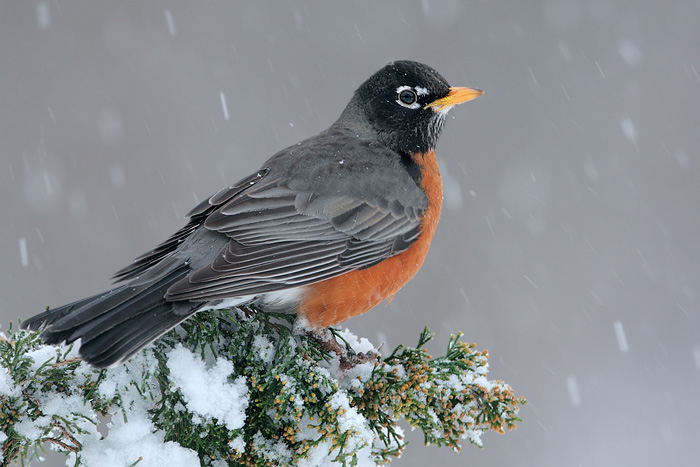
top-left (0, 308), bottom-right (524, 466)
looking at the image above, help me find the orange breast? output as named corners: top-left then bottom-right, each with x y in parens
top-left (299, 150), bottom-right (443, 328)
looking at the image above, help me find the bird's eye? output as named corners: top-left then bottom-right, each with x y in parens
top-left (395, 86), bottom-right (420, 109)
top-left (399, 89), bottom-right (417, 105)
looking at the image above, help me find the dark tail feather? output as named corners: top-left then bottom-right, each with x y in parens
top-left (22, 290), bottom-right (118, 331)
top-left (80, 305), bottom-right (189, 367)
top-left (21, 265), bottom-right (202, 368)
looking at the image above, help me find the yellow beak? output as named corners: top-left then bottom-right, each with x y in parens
top-left (425, 87), bottom-right (484, 111)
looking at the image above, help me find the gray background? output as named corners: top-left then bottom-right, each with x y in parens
top-left (2, 1), bottom-right (699, 466)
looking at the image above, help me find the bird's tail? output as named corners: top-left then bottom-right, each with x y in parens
top-left (21, 265), bottom-right (201, 368)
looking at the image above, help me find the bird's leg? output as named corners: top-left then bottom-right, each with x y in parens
top-left (338, 350), bottom-right (379, 371)
top-left (305, 328), bottom-right (379, 371)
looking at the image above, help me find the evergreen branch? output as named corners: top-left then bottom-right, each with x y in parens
top-left (0, 311), bottom-right (525, 466)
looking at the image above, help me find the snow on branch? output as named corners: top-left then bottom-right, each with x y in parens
top-left (0, 308), bottom-right (525, 466)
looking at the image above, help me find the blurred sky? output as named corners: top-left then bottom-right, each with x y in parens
top-left (1, 1), bottom-right (699, 466)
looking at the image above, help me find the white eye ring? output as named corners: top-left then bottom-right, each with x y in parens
top-left (396, 85), bottom-right (421, 109)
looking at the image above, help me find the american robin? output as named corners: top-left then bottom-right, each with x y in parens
top-left (21, 60), bottom-right (483, 368)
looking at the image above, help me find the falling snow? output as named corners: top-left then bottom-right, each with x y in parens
top-left (220, 92), bottom-right (230, 121)
top-left (164, 9), bottom-right (177, 36)
top-left (594, 61), bottom-right (606, 78)
top-left (526, 66), bottom-right (538, 85)
top-left (558, 41), bottom-right (573, 62)
top-left (613, 321), bottom-right (629, 352)
top-left (441, 162), bottom-right (463, 211)
top-left (565, 375), bottom-right (581, 407)
top-left (36, 2), bottom-right (50, 29)
top-left (19, 238), bottom-right (28, 267)
top-left (620, 117), bottom-right (637, 143)
top-left (619, 40), bottom-right (643, 67)
top-left (109, 166), bottom-right (126, 189)
top-left (98, 108), bottom-right (124, 145)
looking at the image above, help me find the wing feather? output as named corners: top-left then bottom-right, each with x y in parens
top-left (165, 173), bottom-right (425, 301)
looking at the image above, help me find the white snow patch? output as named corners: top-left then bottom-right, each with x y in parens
top-left (252, 431), bottom-right (293, 465)
top-left (15, 415), bottom-right (51, 440)
top-left (296, 406), bottom-right (376, 466)
top-left (328, 392), bottom-right (373, 453)
top-left (26, 345), bottom-right (59, 371)
top-left (229, 436), bottom-right (245, 453)
top-left (79, 409), bottom-right (199, 467)
top-left (252, 335), bottom-right (275, 364)
top-left (0, 367), bottom-right (21, 398)
top-left (338, 360), bottom-right (376, 392)
top-left (373, 424), bottom-right (405, 455)
top-left (336, 329), bottom-right (376, 354)
top-left (443, 374), bottom-right (467, 393)
top-left (166, 345), bottom-right (249, 431)
top-left (466, 427), bottom-right (483, 446)
top-left (99, 378), bottom-right (118, 399)
top-left (296, 438), bottom-right (334, 467)
top-left (319, 445), bottom-right (376, 467)
top-left (0, 431), bottom-right (6, 443)
top-left (44, 394), bottom-right (95, 438)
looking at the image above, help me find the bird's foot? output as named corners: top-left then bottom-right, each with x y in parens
top-left (305, 328), bottom-right (379, 371)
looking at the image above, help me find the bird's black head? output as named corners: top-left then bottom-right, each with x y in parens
top-left (338, 60), bottom-right (483, 154)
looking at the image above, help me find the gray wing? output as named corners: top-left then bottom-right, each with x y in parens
top-left (163, 170), bottom-right (423, 301)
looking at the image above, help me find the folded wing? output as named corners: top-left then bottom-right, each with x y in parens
top-left (164, 168), bottom-right (424, 301)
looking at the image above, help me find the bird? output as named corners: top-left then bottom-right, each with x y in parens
top-left (21, 60), bottom-right (483, 368)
